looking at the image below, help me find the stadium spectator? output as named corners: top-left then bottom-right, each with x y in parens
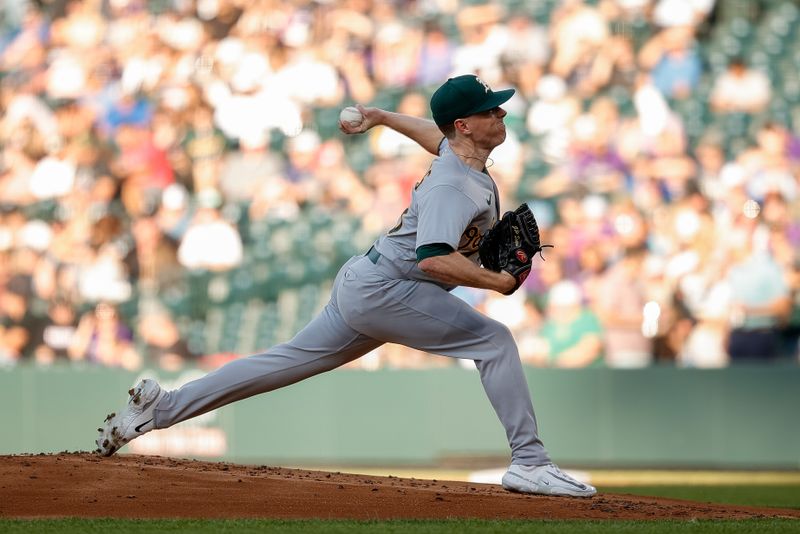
top-left (549, 0), bottom-right (610, 84)
top-left (68, 301), bottom-right (140, 370)
top-left (724, 218), bottom-right (792, 362)
top-left (183, 103), bottom-right (229, 170)
top-left (638, 25), bottom-right (702, 99)
top-left (738, 122), bottom-right (800, 203)
top-left (0, 0), bottom-right (798, 371)
top-left (651, 0), bottom-right (716, 29)
top-left (310, 139), bottom-right (374, 217)
top-left (0, 274), bottom-right (40, 363)
top-left (525, 280), bottom-right (604, 368)
top-left (77, 234), bottom-right (132, 304)
top-left (0, 6), bottom-right (48, 81)
top-left (451, 3), bottom-right (507, 83)
top-left (372, 20), bottom-right (422, 89)
top-left (136, 305), bottom-right (199, 371)
top-left (764, 210), bottom-right (800, 359)
top-left (594, 244), bottom-right (653, 367)
top-left (709, 58), bottom-right (772, 114)
top-left (177, 189), bottom-right (243, 272)
top-left (217, 128), bottom-right (283, 203)
top-left (525, 74), bottom-right (581, 167)
top-left (676, 250), bottom-right (732, 368)
top-left (155, 184), bottom-right (193, 241)
top-left (417, 20), bottom-right (456, 88)
top-left (693, 133), bottom-right (728, 202)
top-left (126, 215), bottom-right (185, 295)
top-left (498, 12), bottom-right (549, 99)
top-left (31, 298), bottom-right (79, 365)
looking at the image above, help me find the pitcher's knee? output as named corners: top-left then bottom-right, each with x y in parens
top-left (480, 321), bottom-right (519, 360)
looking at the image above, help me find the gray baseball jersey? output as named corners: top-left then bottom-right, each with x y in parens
top-left (374, 139), bottom-right (500, 287)
top-left (152, 138), bottom-right (551, 467)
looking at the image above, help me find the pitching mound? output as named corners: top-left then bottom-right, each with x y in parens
top-left (1, 453), bottom-right (798, 520)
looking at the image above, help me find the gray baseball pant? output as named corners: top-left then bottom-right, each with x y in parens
top-left (153, 254), bottom-right (551, 466)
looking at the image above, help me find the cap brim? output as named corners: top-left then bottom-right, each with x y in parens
top-left (468, 88), bottom-right (515, 116)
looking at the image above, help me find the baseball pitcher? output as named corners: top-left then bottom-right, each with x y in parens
top-left (96, 75), bottom-right (596, 497)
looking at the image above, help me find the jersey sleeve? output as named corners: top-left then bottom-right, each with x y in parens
top-left (415, 184), bottom-right (478, 250)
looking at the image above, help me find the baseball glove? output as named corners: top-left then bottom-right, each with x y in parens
top-left (479, 203), bottom-right (552, 295)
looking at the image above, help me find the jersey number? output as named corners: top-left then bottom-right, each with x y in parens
top-left (388, 208), bottom-right (408, 234)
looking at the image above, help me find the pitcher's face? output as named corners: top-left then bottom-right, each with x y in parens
top-left (460, 106), bottom-right (508, 149)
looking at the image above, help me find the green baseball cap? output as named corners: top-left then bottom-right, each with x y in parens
top-left (430, 75), bottom-right (515, 126)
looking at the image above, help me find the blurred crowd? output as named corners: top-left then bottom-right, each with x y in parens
top-left (1, 0), bottom-right (799, 371)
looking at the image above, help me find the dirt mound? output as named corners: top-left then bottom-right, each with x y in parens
top-left (1, 453), bottom-right (798, 520)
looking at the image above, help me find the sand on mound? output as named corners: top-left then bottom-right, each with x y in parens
top-left (1, 453), bottom-right (798, 521)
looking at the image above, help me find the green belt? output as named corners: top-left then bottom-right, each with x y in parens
top-left (366, 246), bottom-right (381, 264)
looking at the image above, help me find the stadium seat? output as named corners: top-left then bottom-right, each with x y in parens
top-left (203, 306), bottom-right (226, 354)
top-left (186, 319), bottom-right (208, 355)
top-left (161, 281), bottom-right (192, 317)
top-left (206, 273), bottom-right (232, 306)
top-left (312, 106), bottom-right (344, 140)
top-left (368, 86), bottom-right (407, 112)
top-left (219, 303), bottom-right (246, 353)
top-left (296, 283), bottom-right (325, 324)
top-left (729, 17), bottom-right (754, 40)
top-left (187, 270), bottom-right (213, 320)
top-left (255, 300), bottom-right (280, 349)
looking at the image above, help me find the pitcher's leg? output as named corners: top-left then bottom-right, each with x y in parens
top-left (339, 277), bottom-right (550, 466)
top-left (471, 336), bottom-right (548, 465)
top-left (154, 302), bottom-right (381, 428)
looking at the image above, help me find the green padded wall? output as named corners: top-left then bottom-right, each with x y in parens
top-left (1, 365), bottom-right (797, 468)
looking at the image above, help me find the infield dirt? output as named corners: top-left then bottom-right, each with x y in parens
top-left (1, 453), bottom-right (798, 520)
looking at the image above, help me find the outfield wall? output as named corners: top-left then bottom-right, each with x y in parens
top-left (1, 365), bottom-right (798, 469)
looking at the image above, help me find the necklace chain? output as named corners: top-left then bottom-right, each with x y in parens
top-left (455, 153), bottom-right (494, 169)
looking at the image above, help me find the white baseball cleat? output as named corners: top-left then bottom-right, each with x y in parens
top-left (95, 379), bottom-right (165, 457)
top-left (502, 463), bottom-right (597, 497)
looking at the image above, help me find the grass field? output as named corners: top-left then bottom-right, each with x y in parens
top-left (607, 484), bottom-right (800, 510)
top-left (2, 483), bottom-right (798, 533)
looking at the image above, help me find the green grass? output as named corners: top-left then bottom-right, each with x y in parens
top-left (0, 519), bottom-right (798, 534)
top-left (2, 485), bottom-right (798, 533)
top-left (600, 485), bottom-right (800, 510)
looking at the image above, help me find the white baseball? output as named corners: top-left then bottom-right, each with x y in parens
top-left (339, 106), bottom-right (364, 127)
